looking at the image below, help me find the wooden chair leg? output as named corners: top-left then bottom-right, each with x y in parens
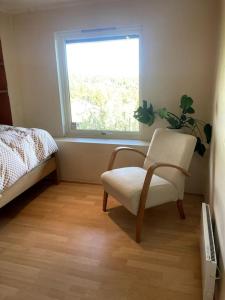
top-left (136, 208), bottom-right (145, 243)
top-left (103, 191), bottom-right (108, 212)
top-left (177, 199), bottom-right (186, 219)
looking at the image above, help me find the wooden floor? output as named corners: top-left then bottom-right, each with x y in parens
top-left (0, 181), bottom-right (202, 300)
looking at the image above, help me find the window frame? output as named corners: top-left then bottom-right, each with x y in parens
top-left (55, 26), bottom-right (142, 139)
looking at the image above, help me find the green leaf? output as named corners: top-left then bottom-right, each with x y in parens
top-left (166, 116), bottom-right (181, 129)
top-left (180, 95), bottom-right (194, 113)
top-left (204, 123), bottom-right (212, 144)
top-left (147, 103), bottom-right (154, 114)
top-left (157, 108), bottom-right (168, 119)
top-left (186, 107), bottom-right (195, 114)
top-left (195, 137), bottom-right (206, 156)
top-left (143, 100), bottom-right (148, 109)
top-left (147, 114), bottom-right (155, 126)
top-left (133, 101), bottom-right (156, 126)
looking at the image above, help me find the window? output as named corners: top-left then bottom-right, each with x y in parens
top-left (56, 28), bottom-right (140, 138)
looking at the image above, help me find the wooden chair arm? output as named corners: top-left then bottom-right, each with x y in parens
top-left (107, 146), bottom-right (146, 171)
top-left (147, 162), bottom-right (190, 178)
top-left (138, 163), bottom-right (190, 217)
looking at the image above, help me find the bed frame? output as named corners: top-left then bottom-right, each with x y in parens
top-left (0, 154), bottom-right (58, 209)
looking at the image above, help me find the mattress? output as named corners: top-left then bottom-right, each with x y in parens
top-left (0, 125), bottom-right (58, 193)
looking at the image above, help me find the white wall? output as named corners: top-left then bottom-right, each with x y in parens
top-left (13, 0), bottom-right (218, 137)
top-left (56, 139), bottom-right (148, 183)
top-left (55, 137), bottom-right (207, 196)
top-left (0, 13), bottom-right (24, 125)
top-left (210, 0), bottom-right (225, 298)
top-left (3, 0), bottom-right (218, 193)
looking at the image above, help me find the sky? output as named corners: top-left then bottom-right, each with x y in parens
top-left (66, 37), bottom-right (139, 78)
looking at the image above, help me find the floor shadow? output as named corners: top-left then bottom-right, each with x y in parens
top-left (0, 179), bottom-right (53, 227)
top-left (107, 206), bottom-right (136, 230)
top-left (106, 205), bottom-right (163, 247)
top-left (106, 200), bottom-right (198, 250)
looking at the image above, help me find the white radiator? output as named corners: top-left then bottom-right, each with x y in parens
top-left (201, 203), bottom-right (217, 300)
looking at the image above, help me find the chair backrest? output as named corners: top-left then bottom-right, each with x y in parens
top-left (143, 128), bottom-right (197, 199)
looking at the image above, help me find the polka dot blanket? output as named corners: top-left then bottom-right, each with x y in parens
top-left (0, 125), bottom-right (58, 193)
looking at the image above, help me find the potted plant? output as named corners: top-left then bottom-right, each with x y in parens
top-left (134, 95), bottom-right (212, 156)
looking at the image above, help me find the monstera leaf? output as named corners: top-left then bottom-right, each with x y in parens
top-left (158, 107), bottom-right (168, 119)
top-left (195, 137), bottom-right (206, 156)
top-left (133, 95), bottom-right (212, 157)
top-left (166, 116), bottom-right (181, 129)
top-left (157, 108), bottom-right (182, 128)
top-left (134, 100), bottom-right (155, 126)
top-left (204, 124), bottom-right (212, 144)
top-left (180, 95), bottom-right (195, 114)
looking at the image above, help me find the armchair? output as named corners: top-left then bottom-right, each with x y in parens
top-left (101, 128), bottom-right (197, 243)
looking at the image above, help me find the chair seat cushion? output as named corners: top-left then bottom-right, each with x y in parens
top-left (101, 167), bottom-right (179, 215)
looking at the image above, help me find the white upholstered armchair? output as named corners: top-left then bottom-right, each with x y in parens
top-left (101, 128), bottom-right (197, 243)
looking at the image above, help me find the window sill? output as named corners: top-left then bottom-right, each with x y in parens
top-left (55, 137), bottom-right (149, 147)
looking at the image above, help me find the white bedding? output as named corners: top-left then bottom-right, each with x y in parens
top-left (0, 125), bottom-right (58, 193)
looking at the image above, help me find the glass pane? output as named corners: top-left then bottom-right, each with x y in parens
top-left (66, 36), bottom-right (139, 132)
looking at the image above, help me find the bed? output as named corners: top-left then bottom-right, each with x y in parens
top-left (0, 125), bottom-right (58, 209)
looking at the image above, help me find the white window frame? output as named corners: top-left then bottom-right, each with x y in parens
top-left (55, 26), bottom-right (142, 139)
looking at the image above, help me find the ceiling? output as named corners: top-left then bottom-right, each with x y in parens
top-left (0, 0), bottom-right (106, 14)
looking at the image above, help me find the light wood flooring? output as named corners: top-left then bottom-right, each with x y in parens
top-left (0, 181), bottom-right (203, 300)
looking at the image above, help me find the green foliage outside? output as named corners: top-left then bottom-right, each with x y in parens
top-left (68, 74), bottom-right (139, 132)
